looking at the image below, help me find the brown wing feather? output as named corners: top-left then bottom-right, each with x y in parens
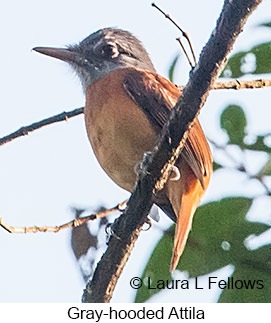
top-left (123, 68), bottom-right (212, 188)
top-left (123, 68), bottom-right (213, 271)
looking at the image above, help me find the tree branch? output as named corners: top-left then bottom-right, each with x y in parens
top-left (82, 0), bottom-right (263, 303)
top-left (178, 78), bottom-right (271, 91)
top-left (0, 79), bottom-right (270, 148)
top-left (0, 107), bottom-right (84, 146)
top-left (0, 201), bottom-right (127, 234)
top-left (212, 79), bottom-right (271, 90)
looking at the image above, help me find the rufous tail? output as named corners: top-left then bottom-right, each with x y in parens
top-left (168, 179), bottom-right (202, 272)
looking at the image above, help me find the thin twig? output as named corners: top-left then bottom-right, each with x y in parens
top-left (0, 107), bottom-right (84, 146)
top-left (0, 200), bottom-right (127, 234)
top-left (211, 79), bottom-right (271, 90)
top-left (210, 138), bottom-right (271, 195)
top-left (176, 37), bottom-right (194, 69)
top-left (152, 2), bottom-right (197, 66)
top-left (177, 79), bottom-right (271, 91)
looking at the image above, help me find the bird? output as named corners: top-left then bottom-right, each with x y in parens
top-left (33, 27), bottom-right (212, 272)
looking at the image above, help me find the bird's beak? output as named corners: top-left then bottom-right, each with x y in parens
top-left (33, 47), bottom-right (82, 64)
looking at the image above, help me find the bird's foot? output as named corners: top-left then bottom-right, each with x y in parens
top-left (134, 151), bottom-right (152, 176)
top-left (168, 165), bottom-right (181, 181)
top-left (105, 223), bottom-right (121, 241)
top-left (143, 218), bottom-right (152, 231)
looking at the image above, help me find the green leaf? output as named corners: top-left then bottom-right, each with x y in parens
top-left (135, 227), bottom-right (173, 302)
top-left (222, 42), bottom-right (271, 78)
top-left (135, 196), bottom-right (271, 302)
top-left (219, 245), bottom-right (271, 302)
top-left (238, 221), bottom-right (271, 239)
top-left (257, 155), bottom-right (271, 176)
top-left (177, 197), bottom-right (254, 276)
top-left (243, 135), bottom-right (271, 153)
top-left (220, 105), bottom-right (247, 146)
top-left (252, 43), bottom-right (271, 74)
top-left (168, 55), bottom-right (180, 83)
top-left (136, 197), bottom-right (254, 302)
top-left (258, 21), bottom-right (271, 28)
top-left (213, 161), bottom-right (223, 171)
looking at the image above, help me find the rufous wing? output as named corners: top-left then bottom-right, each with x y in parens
top-left (123, 67), bottom-right (212, 271)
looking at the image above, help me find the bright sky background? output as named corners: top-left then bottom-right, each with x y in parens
top-left (0, 0), bottom-right (270, 302)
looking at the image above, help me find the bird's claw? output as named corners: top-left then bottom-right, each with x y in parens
top-left (143, 218), bottom-right (152, 231)
top-left (169, 165), bottom-right (181, 181)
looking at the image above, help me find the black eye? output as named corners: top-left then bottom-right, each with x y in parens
top-left (100, 44), bottom-right (119, 58)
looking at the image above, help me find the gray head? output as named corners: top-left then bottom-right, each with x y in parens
top-left (33, 28), bottom-right (156, 91)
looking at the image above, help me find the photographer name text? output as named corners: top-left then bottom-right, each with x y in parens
top-left (129, 276), bottom-right (264, 290)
